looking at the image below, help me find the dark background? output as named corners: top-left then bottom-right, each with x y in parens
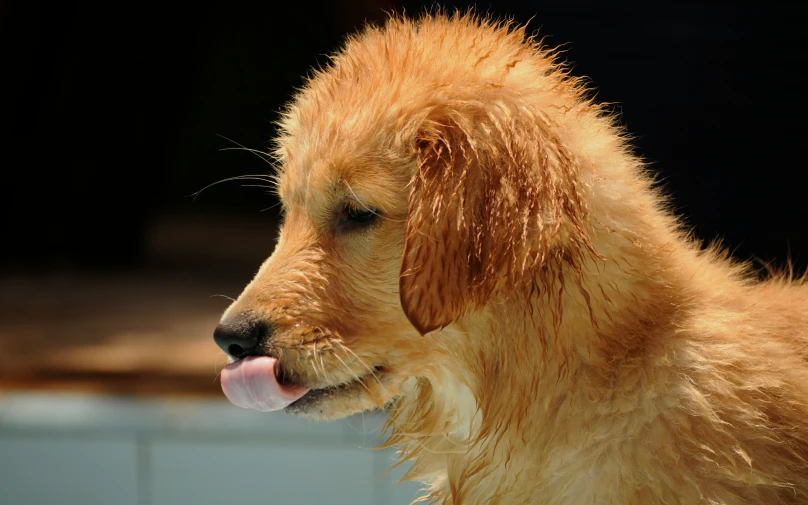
top-left (2, 1), bottom-right (806, 279)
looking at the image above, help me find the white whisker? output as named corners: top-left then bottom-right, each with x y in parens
top-left (343, 179), bottom-right (406, 223)
top-left (309, 354), bottom-right (322, 380)
top-left (331, 351), bottom-right (372, 395)
top-left (216, 134), bottom-right (277, 167)
top-left (336, 343), bottom-right (389, 396)
top-left (213, 352), bottom-right (230, 382)
top-left (190, 175), bottom-right (278, 201)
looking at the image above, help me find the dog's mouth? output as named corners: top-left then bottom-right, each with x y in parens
top-left (220, 356), bottom-right (381, 413)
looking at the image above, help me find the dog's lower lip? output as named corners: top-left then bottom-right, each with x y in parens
top-left (287, 367), bottom-right (383, 409)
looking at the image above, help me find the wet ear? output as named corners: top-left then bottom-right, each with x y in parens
top-left (399, 90), bottom-right (591, 335)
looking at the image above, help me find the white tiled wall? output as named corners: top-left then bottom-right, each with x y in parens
top-left (0, 436), bottom-right (139, 505)
top-left (0, 393), bottom-right (422, 505)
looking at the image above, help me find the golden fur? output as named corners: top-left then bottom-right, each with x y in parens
top-left (221, 12), bottom-right (808, 504)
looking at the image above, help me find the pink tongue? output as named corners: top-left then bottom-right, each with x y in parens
top-left (220, 356), bottom-right (309, 412)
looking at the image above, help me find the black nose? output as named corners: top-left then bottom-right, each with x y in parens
top-left (213, 317), bottom-right (271, 359)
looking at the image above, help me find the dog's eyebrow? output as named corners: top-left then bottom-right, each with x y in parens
top-left (340, 179), bottom-right (375, 211)
top-left (338, 178), bottom-right (407, 223)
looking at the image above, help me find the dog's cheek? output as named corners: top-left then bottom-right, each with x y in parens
top-left (335, 231), bottom-right (404, 307)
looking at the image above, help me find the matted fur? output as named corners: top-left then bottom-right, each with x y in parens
top-left (221, 12), bottom-right (808, 505)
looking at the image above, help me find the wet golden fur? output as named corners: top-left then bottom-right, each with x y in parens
top-left (221, 12), bottom-right (808, 504)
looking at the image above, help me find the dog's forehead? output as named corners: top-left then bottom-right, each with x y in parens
top-left (277, 152), bottom-right (410, 215)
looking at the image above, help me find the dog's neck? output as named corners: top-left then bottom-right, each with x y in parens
top-left (387, 189), bottom-right (707, 503)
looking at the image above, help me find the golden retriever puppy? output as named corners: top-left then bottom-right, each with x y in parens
top-left (213, 12), bottom-right (808, 505)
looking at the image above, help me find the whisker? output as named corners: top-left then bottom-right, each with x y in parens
top-left (261, 201), bottom-right (283, 212)
top-left (335, 343), bottom-right (380, 379)
top-left (312, 341), bottom-right (332, 384)
top-left (341, 412), bottom-right (371, 438)
top-left (213, 352), bottom-right (230, 382)
top-left (309, 354), bottom-right (322, 380)
top-left (240, 184), bottom-right (276, 190)
top-left (210, 294), bottom-right (236, 302)
top-left (343, 180), bottom-right (406, 223)
top-left (218, 147), bottom-right (273, 161)
top-left (318, 346), bottom-right (332, 384)
top-left (331, 351), bottom-right (372, 395)
top-left (190, 175), bottom-right (278, 201)
top-left (336, 343), bottom-right (389, 396)
top-left (190, 135), bottom-right (283, 201)
top-left (216, 134), bottom-right (277, 166)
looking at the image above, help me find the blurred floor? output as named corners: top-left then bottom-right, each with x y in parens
top-left (0, 211), bottom-right (279, 395)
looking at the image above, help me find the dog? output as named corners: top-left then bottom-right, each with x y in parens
top-left (213, 12), bottom-right (808, 505)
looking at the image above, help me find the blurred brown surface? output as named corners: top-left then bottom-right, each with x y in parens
top-left (0, 213), bottom-right (278, 397)
top-left (0, 273), bottom-right (237, 396)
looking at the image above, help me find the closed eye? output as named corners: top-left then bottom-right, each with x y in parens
top-left (347, 206), bottom-right (376, 223)
top-left (338, 200), bottom-right (380, 232)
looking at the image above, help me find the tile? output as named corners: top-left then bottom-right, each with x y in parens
top-left (0, 393), bottom-right (348, 443)
top-left (161, 398), bottom-right (346, 441)
top-left (0, 392), bottom-right (167, 434)
top-left (149, 439), bottom-right (378, 505)
top-left (0, 435), bottom-right (138, 505)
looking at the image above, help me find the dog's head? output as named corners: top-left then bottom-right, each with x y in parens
top-left (214, 14), bottom-right (591, 420)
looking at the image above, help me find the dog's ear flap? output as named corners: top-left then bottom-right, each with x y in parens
top-left (399, 91), bottom-right (591, 335)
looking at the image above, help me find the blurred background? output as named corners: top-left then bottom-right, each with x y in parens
top-left (1, 1), bottom-right (806, 504)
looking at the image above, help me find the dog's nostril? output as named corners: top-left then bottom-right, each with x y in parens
top-left (213, 317), bottom-right (272, 359)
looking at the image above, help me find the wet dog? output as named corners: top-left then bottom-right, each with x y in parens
top-left (214, 13), bottom-right (808, 505)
